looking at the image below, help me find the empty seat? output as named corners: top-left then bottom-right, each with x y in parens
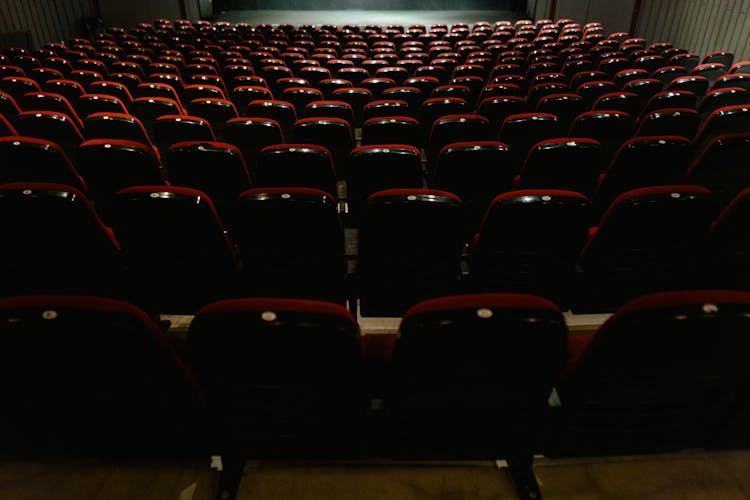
top-left (642, 90), bottom-right (698, 115)
top-left (693, 104), bottom-right (750, 152)
top-left (255, 143), bottom-right (336, 197)
top-left (427, 114), bottom-right (491, 166)
top-left (634, 108), bottom-right (700, 139)
top-left (292, 117), bottom-right (353, 178)
top-left (592, 136), bottom-right (692, 220)
top-left (108, 186), bottom-right (238, 313)
top-left (233, 188), bottom-right (345, 302)
top-left (568, 111), bottom-right (634, 164)
top-left (347, 145), bottom-right (424, 219)
top-left (685, 132), bottom-right (750, 208)
top-left (390, 293), bottom-right (567, 457)
top-left (280, 87), bottom-right (323, 114)
top-left (83, 112), bottom-right (157, 157)
top-left (331, 87), bottom-right (373, 127)
top-left (707, 187), bottom-right (750, 289)
top-left (591, 91), bottom-right (641, 117)
top-left (165, 141), bottom-right (252, 217)
top-left (691, 63), bottom-right (727, 87)
top-left (555, 290), bottom-right (750, 455)
top-left (0, 76), bottom-right (40, 102)
top-left (667, 75), bottom-right (710, 97)
top-left (358, 188), bottom-right (464, 316)
top-left (472, 190), bottom-right (589, 305)
top-left (432, 141), bottom-right (516, 233)
top-left (516, 138), bottom-right (604, 197)
top-left (361, 115), bottom-right (420, 148)
top-left (0, 182), bottom-right (122, 297)
top-left (19, 91), bottom-right (82, 127)
top-left (153, 114), bottom-right (216, 157)
top-left (186, 297), bottom-right (361, 454)
top-left (698, 88), bottom-right (749, 120)
top-left (498, 113), bottom-right (562, 169)
top-left (76, 93), bottom-right (129, 119)
top-left (13, 110), bottom-right (84, 160)
top-left (536, 93), bottom-right (585, 131)
top-left (185, 98), bottom-right (238, 138)
top-left (76, 139), bottom-right (166, 203)
top-left (303, 100), bottom-right (354, 128)
top-left (0, 114), bottom-right (16, 135)
top-left (0, 294), bottom-right (201, 451)
top-left (0, 90), bottom-right (21, 120)
top-left (0, 136), bottom-right (86, 190)
top-left (231, 85), bottom-right (274, 112)
top-left (577, 185), bottom-right (715, 311)
top-left (87, 80), bottom-right (134, 106)
top-left (222, 117), bottom-right (284, 178)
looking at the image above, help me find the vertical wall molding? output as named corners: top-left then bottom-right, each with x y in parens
top-left (635, 0), bottom-right (750, 61)
top-left (0, 0), bottom-right (95, 48)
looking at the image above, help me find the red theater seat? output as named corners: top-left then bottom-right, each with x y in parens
top-left (0, 182), bottom-right (121, 296)
top-left (109, 185), bottom-right (238, 313)
top-left (233, 188), bottom-right (345, 302)
top-left (358, 188), bottom-right (464, 316)
top-left (0, 294), bottom-right (201, 451)
top-left (471, 190), bottom-right (589, 305)
top-left (187, 297), bottom-right (362, 454)
top-left (578, 185), bottom-right (715, 311)
top-left (390, 293), bottom-right (567, 457)
top-left (555, 290), bottom-right (750, 455)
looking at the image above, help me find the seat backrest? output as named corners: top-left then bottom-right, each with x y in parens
top-left (391, 293), bottom-right (568, 455)
top-left (685, 132), bottom-right (750, 208)
top-left (517, 138), bottom-right (604, 197)
top-left (557, 289), bottom-right (750, 454)
top-left (0, 181), bottom-right (121, 294)
top-left (187, 297), bottom-right (362, 453)
top-left (0, 136), bottom-right (86, 191)
top-left (593, 135), bottom-right (691, 220)
top-left (358, 188), bottom-right (464, 315)
top-left (0, 293), bottom-right (201, 449)
top-left (473, 190), bottom-right (589, 305)
top-left (165, 140), bottom-right (251, 210)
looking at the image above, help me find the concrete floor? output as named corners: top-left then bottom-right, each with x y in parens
top-left (215, 9), bottom-right (526, 26)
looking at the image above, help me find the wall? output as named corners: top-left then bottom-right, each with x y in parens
top-left (634, 0), bottom-right (750, 61)
top-left (0, 0), bottom-right (95, 49)
top-left (97, 0), bottom-right (184, 27)
top-left (531, 0), bottom-right (637, 34)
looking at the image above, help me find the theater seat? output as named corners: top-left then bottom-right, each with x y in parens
top-left (358, 188), bottom-right (464, 316)
top-left (684, 132), bottom-right (750, 208)
top-left (164, 140), bottom-right (251, 218)
top-left (390, 293), bottom-right (567, 458)
top-left (554, 290), bottom-right (750, 455)
top-left (592, 135), bottom-right (691, 220)
top-left (577, 185), bottom-right (715, 311)
top-left (0, 294), bottom-right (201, 451)
top-left (472, 190), bottom-right (589, 306)
top-left (187, 297), bottom-right (362, 455)
top-left (707, 187), bottom-right (750, 289)
top-left (0, 182), bottom-right (122, 297)
top-left (108, 186), bottom-right (238, 313)
top-left (233, 187), bottom-right (345, 303)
